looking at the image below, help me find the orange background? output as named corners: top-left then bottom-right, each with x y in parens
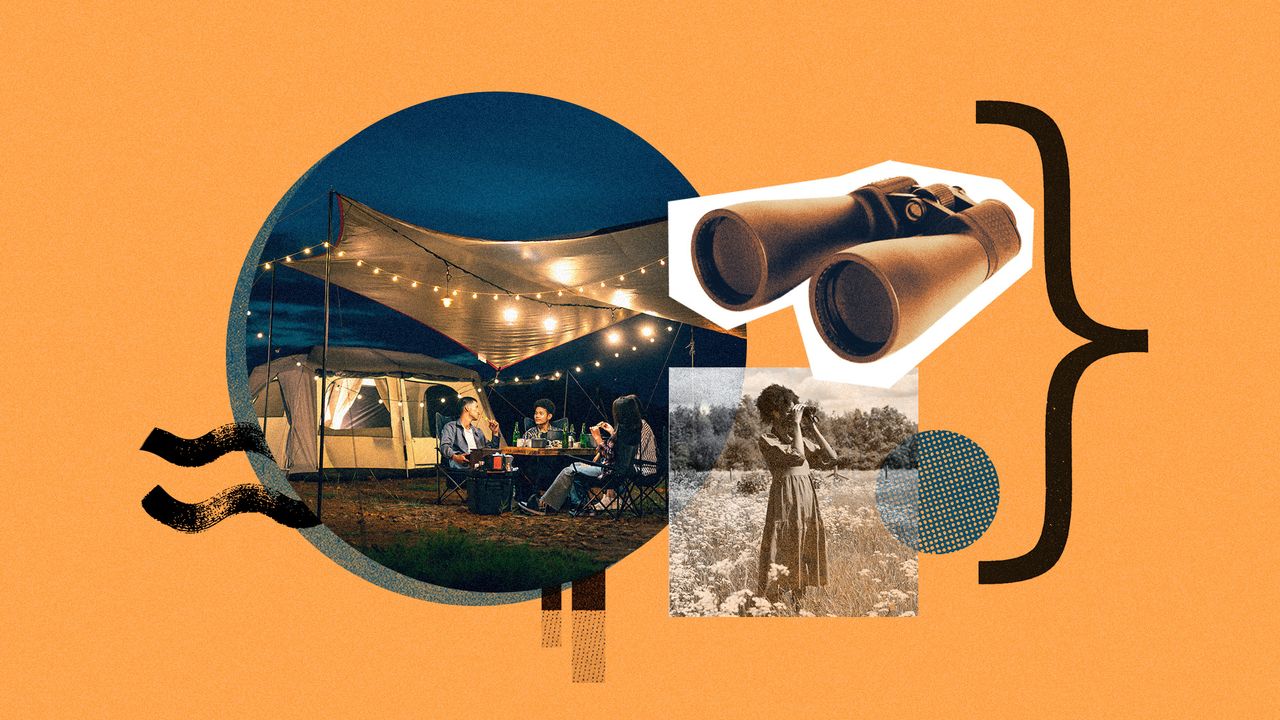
top-left (2, 2), bottom-right (1274, 717)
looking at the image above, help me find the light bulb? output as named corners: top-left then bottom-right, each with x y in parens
top-left (503, 307), bottom-right (518, 323)
top-left (574, 366), bottom-right (582, 373)
top-left (411, 281), bottom-right (418, 288)
top-left (442, 297), bottom-right (453, 308)
top-left (543, 316), bottom-right (557, 332)
top-left (641, 325), bottom-right (654, 337)
top-left (303, 247), bottom-right (312, 255)
top-left (607, 330), bottom-right (621, 345)
top-left (392, 275), bottom-right (399, 282)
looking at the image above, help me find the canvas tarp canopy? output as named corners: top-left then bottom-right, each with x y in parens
top-left (248, 346), bottom-right (494, 474)
top-left (285, 195), bottom-right (743, 369)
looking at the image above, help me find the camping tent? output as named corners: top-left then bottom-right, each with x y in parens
top-left (248, 346), bottom-right (495, 476)
top-left (283, 195), bottom-right (744, 369)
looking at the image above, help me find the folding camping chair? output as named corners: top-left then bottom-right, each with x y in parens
top-left (521, 417), bottom-right (570, 436)
top-left (614, 426), bottom-right (668, 519)
top-left (434, 412), bottom-right (468, 504)
top-left (573, 440), bottom-right (639, 519)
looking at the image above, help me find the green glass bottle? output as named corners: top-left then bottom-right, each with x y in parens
top-left (579, 423), bottom-right (590, 448)
top-left (511, 424), bottom-right (519, 446)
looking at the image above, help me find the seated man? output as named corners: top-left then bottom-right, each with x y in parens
top-left (517, 398), bottom-right (558, 499)
top-left (439, 397), bottom-right (500, 470)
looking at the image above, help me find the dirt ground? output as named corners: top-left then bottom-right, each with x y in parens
top-left (290, 476), bottom-right (666, 563)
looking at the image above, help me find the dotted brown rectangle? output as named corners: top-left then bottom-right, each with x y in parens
top-left (571, 610), bottom-right (605, 683)
top-left (541, 610), bottom-right (561, 648)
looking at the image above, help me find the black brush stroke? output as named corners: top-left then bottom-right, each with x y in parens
top-left (976, 101), bottom-right (1148, 584)
top-left (141, 484), bottom-right (320, 533)
top-left (140, 423), bottom-right (274, 467)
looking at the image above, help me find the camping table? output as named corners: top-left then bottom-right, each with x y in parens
top-left (504, 446), bottom-right (597, 458)
top-left (505, 446), bottom-right (597, 503)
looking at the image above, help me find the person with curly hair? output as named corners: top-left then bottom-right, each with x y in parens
top-left (754, 383), bottom-right (838, 606)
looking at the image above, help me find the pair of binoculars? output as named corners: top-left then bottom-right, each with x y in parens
top-left (691, 176), bottom-right (1021, 362)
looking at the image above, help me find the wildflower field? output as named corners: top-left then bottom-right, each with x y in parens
top-left (669, 469), bottom-right (919, 617)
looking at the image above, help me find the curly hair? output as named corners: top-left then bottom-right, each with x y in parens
top-left (755, 383), bottom-right (800, 427)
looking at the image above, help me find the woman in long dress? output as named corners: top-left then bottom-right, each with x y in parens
top-left (755, 384), bottom-right (838, 605)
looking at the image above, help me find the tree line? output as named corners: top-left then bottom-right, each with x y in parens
top-left (671, 393), bottom-right (918, 472)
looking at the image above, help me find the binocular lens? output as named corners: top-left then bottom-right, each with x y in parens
top-left (695, 214), bottom-right (762, 305)
top-left (813, 259), bottom-right (896, 359)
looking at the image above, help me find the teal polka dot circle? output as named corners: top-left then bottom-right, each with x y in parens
top-left (876, 430), bottom-right (1000, 554)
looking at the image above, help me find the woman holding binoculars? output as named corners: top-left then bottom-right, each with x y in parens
top-left (754, 384), bottom-right (839, 606)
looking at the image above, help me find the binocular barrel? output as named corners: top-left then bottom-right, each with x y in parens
top-left (808, 199), bottom-right (1020, 362)
top-left (691, 176), bottom-right (920, 310)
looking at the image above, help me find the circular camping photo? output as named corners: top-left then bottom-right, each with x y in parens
top-left (227, 92), bottom-right (746, 603)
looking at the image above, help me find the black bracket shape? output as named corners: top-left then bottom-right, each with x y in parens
top-left (976, 101), bottom-right (1149, 584)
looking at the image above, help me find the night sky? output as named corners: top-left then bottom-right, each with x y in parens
top-left (243, 92), bottom-right (746, 428)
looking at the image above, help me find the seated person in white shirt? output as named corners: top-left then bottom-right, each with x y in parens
top-left (439, 397), bottom-right (500, 470)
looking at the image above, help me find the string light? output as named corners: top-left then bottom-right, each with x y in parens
top-left (442, 296), bottom-right (453, 308)
top-left (614, 352), bottom-right (620, 358)
top-left (575, 366), bottom-right (582, 373)
top-left (303, 247), bottom-right (312, 255)
top-left (391, 275), bottom-right (399, 282)
top-left (594, 361), bottom-right (601, 367)
top-left (641, 325), bottom-right (654, 338)
top-left (432, 286), bottom-right (439, 292)
top-left (256, 332), bottom-right (264, 339)
top-left (411, 281), bottom-right (418, 288)
top-left (503, 307), bottom-right (519, 323)
top-left (263, 262), bottom-right (272, 270)
top-left (542, 316), bottom-right (557, 332)
top-left (285, 256), bottom-right (293, 263)
top-left (472, 292), bottom-right (478, 299)
top-left (667, 325), bottom-right (674, 331)
top-left (659, 259), bottom-right (666, 265)
top-left (373, 268), bottom-right (381, 274)
top-left (607, 330), bottom-right (621, 345)
top-left (337, 251), bottom-right (345, 257)
top-left (356, 260), bottom-right (364, 267)
top-left (631, 346), bottom-right (637, 351)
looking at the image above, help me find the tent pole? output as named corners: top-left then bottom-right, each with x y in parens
top-left (317, 189), bottom-right (334, 520)
top-left (563, 371), bottom-right (569, 426)
top-left (262, 266), bottom-right (276, 453)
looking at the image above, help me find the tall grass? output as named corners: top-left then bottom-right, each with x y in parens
top-left (670, 469), bottom-right (918, 617)
top-left (362, 528), bottom-right (606, 593)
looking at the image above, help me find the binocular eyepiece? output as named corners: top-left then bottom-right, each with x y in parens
top-left (690, 176), bottom-right (1020, 362)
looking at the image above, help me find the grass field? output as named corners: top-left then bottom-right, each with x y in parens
top-left (669, 469), bottom-right (918, 617)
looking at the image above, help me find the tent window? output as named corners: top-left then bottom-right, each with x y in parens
top-left (253, 380), bottom-right (286, 419)
top-left (404, 381), bottom-right (463, 438)
top-left (323, 378), bottom-right (391, 431)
